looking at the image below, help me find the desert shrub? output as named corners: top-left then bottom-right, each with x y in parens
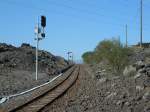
top-left (82, 38), bottom-right (132, 73)
top-left (82, 51), bottom-right (95, 64)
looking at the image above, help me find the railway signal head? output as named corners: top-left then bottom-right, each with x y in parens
top-left (41, 16), bottom-right (46, 28)
top-left (41, 33), bottom-right (45, 38)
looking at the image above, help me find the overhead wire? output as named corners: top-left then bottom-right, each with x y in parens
top-left (0, 0), bottom-right (123, 27)
top-left (44, 0), bottom-right (133, 27)
top-left (1, 0), bottom-right (149, 30)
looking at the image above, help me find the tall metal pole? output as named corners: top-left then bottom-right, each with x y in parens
top-left (72, 52), bottom-right (73, 64)
top-left (35, 18), bottom-right (40, 81)
top-left (126, 24), bottom-right (128, 47)
top-left (67, 52), bottom-right (69, 62)
top-left (118, 36), bottom-right (121, 46)
top-left (34, 15), bottom-right (46, 81)
top-left (140, 0), bottom-right (143, 47)
top-left (36, 34), bottom-right (39, 80)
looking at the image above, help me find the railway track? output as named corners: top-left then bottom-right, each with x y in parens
top-left (0, 65), bottom-right (80, 112)
top-left (40, 64), bottom-right (86, 112)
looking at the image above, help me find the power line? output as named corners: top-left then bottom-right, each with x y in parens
top-left (0, 0), bottom-right (124, 27)
top-left (46, 0), bottom-right (143, 27)
top-left (46, 0), bottom-right (138, 23)
top-left (45, 0), bottom-right (104, 16)
top-left (1, 0), bottom-right (149, 32)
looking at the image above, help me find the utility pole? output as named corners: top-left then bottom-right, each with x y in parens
top-left (126, 24), bottom-right (128, 47)
top-left (140, 0), bottom-right (143, 47)
top-left (118, 36), bottom-right (121, 46)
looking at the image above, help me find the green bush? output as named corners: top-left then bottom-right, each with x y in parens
top-left (82, 39), bottom-right (132, 73)
top-left (82, 51), bottom-right (95, 64)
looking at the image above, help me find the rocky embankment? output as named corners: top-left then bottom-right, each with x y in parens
top-left (41, 48), bottom-right (150, 112)
top-left (91, 61), bottom-right (150, 112)
top-left (0, 43), bottom-right (69, 97)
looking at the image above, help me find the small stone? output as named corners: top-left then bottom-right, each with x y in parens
top-left (143, 78), bottom-right (150, 87)
top-left (125, 102), bottom-right (130, 106)
top-left (144, 106), bottom-right (150, 112)
top-left (98, 78), bottom-right (108, 83)
top-left (135, 61), bottom-right (145, 70)
top-left (135, 95), bottom-right (143, 101)
top-left (145, 63), bottom-right (150, 68)
top-left (146, 70), bottom-right (150, 77)
top-left (136, 86), bottom-right (144, 92)
top-left (95, 74), bottom-right (101, 79)
top-left (116, 100), bottom-right (125, 108)
top-left (138, 68), bottom-right (147, 73)
top-left (134, 73), bottom-right (142, 79)
top-left (106, 92), bottom-right (117, 99)
top-left (95, 71), bottom-right (101, 74)
top-left (146, 67), bottom-right (150, 71)
top-left (116, 100), bottom-right (122, 105)
top-left (123, 65), bottom-right (136, 76)
top-left (143, 92), bottom-right (150, 101)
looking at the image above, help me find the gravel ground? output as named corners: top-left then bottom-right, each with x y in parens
top-left (40, 65), bottom-right (103, 112)
top-left (0, 70), bottom-right (55, 97)
top-left (41, 64), bottom-right (150, 112)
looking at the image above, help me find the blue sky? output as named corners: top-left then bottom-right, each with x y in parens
top-left (0, 0), bottom-right (150, 61)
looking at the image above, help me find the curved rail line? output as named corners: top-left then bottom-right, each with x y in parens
top-left (1, 65), bottom-right (80, 112)
top-left (0, 65), bottom-right (73, 104)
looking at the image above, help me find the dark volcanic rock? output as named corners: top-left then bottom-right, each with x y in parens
top-left (143, 78), bottom-right (150, 87)
top-left (0, 43), bottom-right (16, 53)
top-left (0, 43), bottom-right (68, 73)
top-left (0, 43), bottom-right (69, 97)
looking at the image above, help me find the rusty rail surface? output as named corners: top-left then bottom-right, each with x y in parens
top-left (0, 65), bottom-right (80, 112)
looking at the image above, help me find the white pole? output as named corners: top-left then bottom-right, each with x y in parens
top-left (140, 0), bottom-right (143, 48)
top-left (35, 15), bottom-right (46, 80)
top-left (36, 34), bottom-right (39, 80)
top-left (72, 52), bottom-right (73, 64)
top-left (126, 24), bottom-right (128, 47)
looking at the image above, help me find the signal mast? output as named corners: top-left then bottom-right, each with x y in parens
top-left (34, 16), bottom-right (46, 80)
